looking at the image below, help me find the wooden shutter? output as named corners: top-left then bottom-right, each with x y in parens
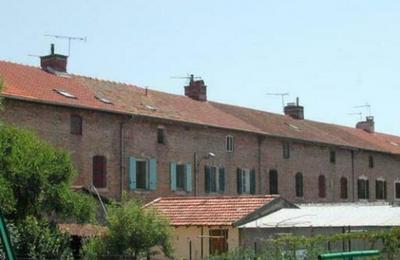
top-left (296, 173), bottom-right (303, 197)
top-left (93, 156), bottom-right (106, 188)
top-left (384, 181), bottom-right (387, 200)
top-left (318, 175), bottom-right (326, 198)
top-left (129, 157), bottom-right (137, 190)
top-left (237, 168), bottom-right (242, 194)
top-left (185, 163), bottom-right (192, 192)
top-left (219, 167), bottom-right (225, 193)
top-left (250, 169), bottom-right (256, 195)
top-left (170, 162), bottom-right (177, 191)
top-left (269, 170), bottom-right (278, 194)
top-left (340, 177), bottom-right (347, 199)
top-left (205, 166), bottom-right (211, 193)
top-left (149, 159), bottom-right (157, 190)
top-left (366, 180), bottom-right (369, 199)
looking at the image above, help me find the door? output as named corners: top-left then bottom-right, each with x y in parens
top-left (209, 229), bottom-right (228, 255)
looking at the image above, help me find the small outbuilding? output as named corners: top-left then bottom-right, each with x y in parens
top-left (145, 195), bottom-right (296, 260)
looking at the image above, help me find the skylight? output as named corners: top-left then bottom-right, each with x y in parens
top-left (284, 122), bottom-right (301, 131)
top-left (53, 89), bottom-right (76, 99)
top-left (144, 104), bottom-right (158, 111)
top-left (389, 141), bottom-right (399, 147)
top-left (95, 95), bottom-right (113, 104)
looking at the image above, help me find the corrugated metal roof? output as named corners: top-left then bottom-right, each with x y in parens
top-left (239, 203), bottom-right (400, 228)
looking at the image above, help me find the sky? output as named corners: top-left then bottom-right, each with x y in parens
top-left (1, 1), bottom-right (400, 135)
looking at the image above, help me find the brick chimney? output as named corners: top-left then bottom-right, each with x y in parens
top-left (356, 116), bottom-right (375, 133)
top-left (40, 44), bottom-right (68, 73)
top-left (184, 75), bottom-right (207, 101)
top-left (284, 97), bottom-right (304, 120)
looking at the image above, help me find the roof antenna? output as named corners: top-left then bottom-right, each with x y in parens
top-left (171, 74), bottom-right (202, 85)
top-left (354, 103), bottom-right (372, 117)
top-left (44, 34), bottom-right (87, 56)
top-left (348, 112), bottom-right (363, 121)
top-left (266, 92), bottom-right (290, 111)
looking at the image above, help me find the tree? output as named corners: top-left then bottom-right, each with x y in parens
top-left (0, 125), bottom-right (96, 222)
top-left (82, 198), bottom-right (173, 259)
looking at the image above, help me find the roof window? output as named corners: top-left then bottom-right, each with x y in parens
top-left (54, 89), bottom-right (77, 99)
top-left (284, 122), bottom-right (301, 131)
top-left (95, 95), bottom-right (113, 104)
top-left (389, 141), bottom-right (399, 147)
top-left (144, 104), bottom-right (158, 111)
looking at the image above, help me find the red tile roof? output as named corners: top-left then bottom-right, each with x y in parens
top-left (143, 195), bottom-right (279, 226)
top-left (1, 60), bottom-right (400, 154)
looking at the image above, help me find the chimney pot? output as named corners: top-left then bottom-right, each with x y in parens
top-left (40, 44), bottom-right (68, 73)
top-left (284, 98), bottom-right (304, 120)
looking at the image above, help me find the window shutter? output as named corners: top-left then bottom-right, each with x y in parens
top-left (250, 169), bottom-right (256, 195)
top-left (129, 157), bottom-right (137, 190)
top-left (366, 180), bottom-right (369, 199)
top-left (375, 180), bottom-right (379, 200)
top-left (384, 181), bottom-right (387, 200)
top-left (149, 159), bottom-right (157, 190)
top-left (170, 162), bottom-right (177, 191)
top-left (237, 168), bottom-right (242, 194)
top-left (357, 179), bottom-right (362, 199)
top-left (219, 167), bottom-right (225, 193)
top-left (185, 163), bottom-right (192, 192)
top-left (205, 166), bottom-right (211, 193)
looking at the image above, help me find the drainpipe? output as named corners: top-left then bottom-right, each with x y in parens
top-left (257, 135), bottom-right (265, 194)
top-left (119, 116), bottom-right (131, 201)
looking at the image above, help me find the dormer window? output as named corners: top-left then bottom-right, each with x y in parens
top-left (54, 89), bottom-right (76, 99)
top-left (226, 135), bottom-right (234, 152)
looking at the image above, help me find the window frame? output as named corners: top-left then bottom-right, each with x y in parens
top-left (92, 155), bottom-right (107, 189)
top-left (395, 181), bottom-right (400, 200)
top-left (340, 177), bottom-right (348, 199)
top-left (269, 169), bottom-right (279, 195)
top-left (70, 114), bottom-right (82, 135)
top-left (282, 141), bottom-right (290, 159)
top-left (368, 155), bottom-right (374, 168)
top-left (237, 168), bottom-right (255, 194)
top-left (226, 135), bottom-right (234, 152)
top-left (357, 177), bottom-right (369, 200)
top-left (175, 164), bottom-right (186, 191)
top-left (157, 127), bottom-right (165, 144)
top-left (295, 172), bottom-right (303, 198)
top-left (205, 165), bottom-right (225, 194)
top-left (318, 175), bottom-right (326, 198)
top-left (375, 178), bottom-right (387, 200)
top-left (135, 159), bottom-right (149, 190)
top-left (330, 150), bottom-right (336, 164)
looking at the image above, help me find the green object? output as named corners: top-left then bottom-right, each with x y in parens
top-left (318, 250), bottom-right (380, 259)
top-left (0, 211), bottom-right (15, 260)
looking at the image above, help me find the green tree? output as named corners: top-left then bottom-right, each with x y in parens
top-left (82, 198), bottom-right (173, 259)
top-left (0, 125), bottom-right (96, 222)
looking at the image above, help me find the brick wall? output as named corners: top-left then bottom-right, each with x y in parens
top-left (1, 98), bottom-right (400, 203)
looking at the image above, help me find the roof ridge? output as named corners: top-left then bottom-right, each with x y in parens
top-left (155, 195), bottom-right (280, 201)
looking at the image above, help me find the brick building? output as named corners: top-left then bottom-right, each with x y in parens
top-left (1, 46), bottom-right (400, 203)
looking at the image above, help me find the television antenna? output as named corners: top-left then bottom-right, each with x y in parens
top-left (354, 103), bottom-right (371, 116)
top-left (348, 112), bottom-right (363, 121)
top-left (171, 74), bottom-right (201, 84)
top-left (44, 34), bottom-right (87, 56)
top-left (266, 92), bottom-right (290, 110)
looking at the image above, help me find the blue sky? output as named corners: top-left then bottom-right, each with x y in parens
top-left (1, 1), bottom-right (400, 135)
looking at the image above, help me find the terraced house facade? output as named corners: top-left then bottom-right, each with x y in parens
top-left (1, 46), bottom-right (400, 203)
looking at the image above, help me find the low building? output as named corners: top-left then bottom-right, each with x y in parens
top-left (144, 195), bottom-right (296, 259)
top-left (238, 203), bottom-right (400, 253)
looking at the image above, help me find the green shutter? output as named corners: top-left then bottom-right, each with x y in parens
top-left (149, 159), bottom-right (157, 190)
top-left (185, 163), bottom-right (192, 192)
top-left (250, 169), bottom-right (256, 195)
top-left (219, 167), bottom-right (225, 193)
top-left (129, 157), bottom-right (136, 190)
top-left (237, 168), bottom-right (242, 194)
top-left (205, 166), bottom-right (211, 193)
top-left (170, 162), bottom-right (177, 191)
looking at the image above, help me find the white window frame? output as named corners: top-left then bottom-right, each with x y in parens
top-left (226, 135), bottom-right (234, 152)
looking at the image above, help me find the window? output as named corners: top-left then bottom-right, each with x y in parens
top-left (330, 151), bottom-right (336, 164)
top-left (205, 166), bottom-right (225, 193)
top-left (92, 156), bottom-right (106, 188)
top-left (269, 169), bottom-right (279, 194)
top-left (209, 229), bottom-right (228, 255)
top-left (340, 177), bottom-right (348, 199)
top-left (369, 155), bottom-right (374, 168)
top-left (128, 157), bottom-right (157, 190)
top-left (318, 175), bottom-right (326, 198)
top-left (357, 177), bottom-right (369, 200)
top-left (395, 182), bottom-right (400, 200)
top-left (170, 162), bottom-right (192, 192)
top-left (54, 89), bottom-right (76, 99)
top-left (70, 115), bottom-right (82, 135)
top-left (295, 172), bottom-right (303, 197)
top-left (157, 128), bottom-right (165, 144)
top-left (283, 141), bottom-right (290, 159)
top-left (226, 135), bottom-right (234, 152)
top-left (375, 179), bottom-right (387, 200)
top-left (237, 168), bottom-right (255, 194)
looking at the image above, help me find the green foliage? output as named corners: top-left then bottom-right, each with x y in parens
top-left (82, 198), bottom-right (173, 259)
top-left (208, 228), bottom-right (400, 260)
top-left (0, 125), bottom-right (96, 222)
